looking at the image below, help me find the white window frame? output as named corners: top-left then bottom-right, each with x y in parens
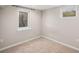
top-left (17, 9), bottom-right (31, 31)
top-left (60, 5), bottom-right (78, 19)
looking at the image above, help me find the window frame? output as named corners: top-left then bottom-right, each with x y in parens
top-left (17, 10), bottom-right (31, 31)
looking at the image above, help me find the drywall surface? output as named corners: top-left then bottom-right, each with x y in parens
top-left (0, 6), bottom-right (41, 49)
top-left (42, 6), bottom-right (79, 49)
top-left (0, 9), bottom-right (1, 38)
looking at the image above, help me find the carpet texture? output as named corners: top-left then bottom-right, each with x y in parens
top-left (1, 37), bottom-right (79, 53)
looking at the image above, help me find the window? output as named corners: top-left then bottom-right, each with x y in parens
top-left (18, 11), bottom-right (31, 31)
top-left (19, 11), bottom-right (28, 27)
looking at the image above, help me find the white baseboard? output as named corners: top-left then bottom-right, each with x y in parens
top-left (0, 36), bottom-right (40, 52)
top-left (1, 35), bottom-right (79, 52)
top-left (42, 35), bottom-right (79, 51)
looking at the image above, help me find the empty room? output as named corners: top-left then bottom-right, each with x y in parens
top-left (0, 5), bottom-right (79, 53)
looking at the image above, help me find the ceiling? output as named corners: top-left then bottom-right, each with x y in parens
top-left (19, 5), bottom-right (60, 10)
top-left (0, 5), bottom-right (61, 10)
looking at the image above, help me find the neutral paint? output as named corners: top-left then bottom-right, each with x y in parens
top-left (0, 6), bottom-right (41, 49)
top-left (1, 5), bottom-right (79, 51)
top-left (0, 9), bottom-right (1, 39)
top-left (19, 5), bottom-right (60, 10)
top-left (42, 6), bottom-right (79, 49)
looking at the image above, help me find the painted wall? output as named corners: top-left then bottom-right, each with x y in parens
top-left (0, 8), bottom-right (1, 38)
top-left (0, 6), bottom-right (41, 49)
top-left (42, 6), bottom-right (79, 49)
top-left (1, 5), bottom-right (79, 50)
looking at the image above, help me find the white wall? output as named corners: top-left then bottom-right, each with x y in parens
top-left (0, 9), bottom-right (1, 38)
top-left (42, 6), bottom-right (79, 49)
top-left (1, 5), bottom-right (79, 50)
top-left (0, 7), bottom-right (3, 39)
top-left (0, 6), bottom-right (41, 49)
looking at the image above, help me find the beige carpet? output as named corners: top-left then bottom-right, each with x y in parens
top-left (1, 37), bottom-right (79, 53)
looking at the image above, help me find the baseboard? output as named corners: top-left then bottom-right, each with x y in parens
top-left (42, 35), bottom-right (79, 51)
top-left (0, 36), bottom-right (41, 52)
top-left (1, 35), bottom-right (79, 52)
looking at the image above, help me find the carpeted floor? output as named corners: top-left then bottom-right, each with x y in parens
top-left (1, 37), bottom-right (79, 53)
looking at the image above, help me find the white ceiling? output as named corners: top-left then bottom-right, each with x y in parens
top-left (19, 5), bottom-right (60, 10)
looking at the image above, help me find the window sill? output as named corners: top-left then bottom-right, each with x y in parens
top-left (17, 27), bottom-right (32, 31)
